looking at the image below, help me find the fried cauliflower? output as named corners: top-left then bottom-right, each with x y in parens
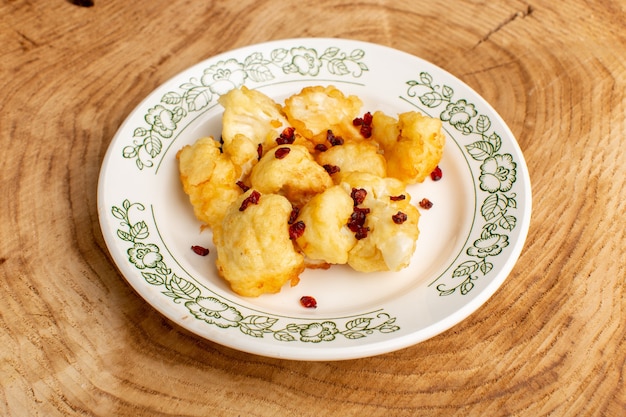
top-left (372, 110), bottom-right (445, 183)
top-left (218, 86), bottom-right (290, 175)
top-left (315, 140), bottom-right (387, 182)
top-left (177, 137), bottom-right (242, 229)
top-left (178, 85), bottom-right (445, 297)
top-left (283, 85), bottom-right (363, 145)
top-left (249, 144), bottom-right (333, 206)
top-left (340, 172), bottom-right (420, 272)
top-left (213, 190), bottom-right (305, 297)
top-left (294, 185), bottom-right (357, 265)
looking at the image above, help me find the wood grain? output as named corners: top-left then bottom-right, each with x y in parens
top-left (1, 0), bottom-right (624, 416)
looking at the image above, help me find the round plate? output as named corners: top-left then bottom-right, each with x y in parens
top-left (97, 38), bottom-right (531, 361)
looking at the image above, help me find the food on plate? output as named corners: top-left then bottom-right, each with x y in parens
top-left (177, 85), bottom-right (445, 297)
top-left (213, 190), bottom-right (305, 297)
top-left (177, 137), bottom-right (242, 229)
top-left (294, 185), bottom-right (357, 265)
top-left (340, 172), bottom-right (420, 272)
top-left (283, 85), bottom-right (362, 145)
top-left (315, 140), bottom-right (387, 180)
top-left (371, 111), bottom-right (445, 184)
top-left (249, 144), bottom-right (333, 206)
top-left (218, 86), bottom-right (291, 176)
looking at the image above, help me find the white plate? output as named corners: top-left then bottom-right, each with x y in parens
top-left (98, 38), bottom-right (531, 360)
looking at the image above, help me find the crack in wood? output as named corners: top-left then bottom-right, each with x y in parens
top-left (473, 4), bottom-right (534, 48)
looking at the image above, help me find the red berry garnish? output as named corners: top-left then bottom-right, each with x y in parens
top-left (390, 194), bottom-right (406, 201)
top-left (274, 147), bottom-right (291, 159)
top-left (327, 130), bottom-right (343, 146)
top-left (430, 166), bottom-right (442, 181)
top-left (392, 211), bottom-right (408, 224)
top-left (276, 127), bottom-right (296, 144)
top-left (236, 181), bottom-right (250, 192)
top-left (191, 245), bottom-right (210, 256)
top-left (300, 296), bottom-right (317, 308)
top-left (239, 190), bottom-right (261, 211)
top-left (289, 220), bottom-right (306, 240)
top-left (419, 198), bottom-right (433, 209)
top-left (350, 188), bottom-right (367, 206)
top-left (323, 164), bottom-right (340, 175)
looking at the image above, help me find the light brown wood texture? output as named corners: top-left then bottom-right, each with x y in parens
top-left (1, 0), bottom-right (624, 415)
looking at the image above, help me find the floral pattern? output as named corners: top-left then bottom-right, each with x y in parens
top-left (128, 243), bottom-right (163, 269)
top-left (479, 154), bottom-right (517, 192)
top-left (111, 199), bottom-right (400, 343)
top-left (122, 45), bottom-right (369, 170)
top-left (406, 71), bottom-right (520, 296)
top-left (186, 297), bottom-right (243, 328)
top-left (440, 99), bottom-right (478, 129)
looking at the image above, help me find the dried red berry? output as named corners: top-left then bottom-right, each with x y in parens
top-left (354, 226), bottom-right (370, 240)
top-left (353, 112), bottom-right (373, 138)
top-left (351, 188), bottom-right (367, 206)
top-left (236, 181), bottom-right (250, 192)
top-left (347, 207), bottom-right (369, 232)
top-left (392, 211), bottom-right (408, 224)
top-left (288, 206), bottom-right (300, 225)
top-left (327, 130), bottom-right (343, 146)
top-left (276, 127), bottom-right (296, 144)
top-left (347, 206), bottom-right (370, 241)
top-left (257, 143), bottom-right (263, 160)
top-left (289, 220), bottom-right (306, 240)
top-left (430, 166), bottom-right (443, 181)
top-left (360, 124), bottom-right (372, 138)
top-left (191, 245), bottom-right (210, 256)
top-left (390, 194), bottom-right (406, 201)
top-left (362, 111), bottom-right (373, 125)
top-left (300, 295), bottom-right (317, 308)
top-left (323, 164), bottom-right (340, 175)
top-left (239, 190), bottom-right (261, 211)
top-left (275, 147), bottom-right (291, 159)
top-left (419, 198), bottom-right (433, 209)
top-left (315, 144), bottom-right (328, 152)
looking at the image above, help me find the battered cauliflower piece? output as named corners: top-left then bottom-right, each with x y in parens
top-left (372, 111), bottom-right (445, 184)
top-left (219, 86), bottom-right (291, 174)
top-left (283, 85), bottom-right (363, 145)
top-left (315, 140), bottom-right (387, 182)
top-left (213, 190), bottom-right (305, 297)
top-left (249, 144), bottom-right (333, 206)
top-left (295, 185), bottom-right (357, 265)
top-left (177, 137), bottom-right (242, 229)
top-left (340, 172), bottom-right (420, 272)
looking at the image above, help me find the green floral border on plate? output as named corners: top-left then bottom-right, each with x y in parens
top-left (122, 45), bottom-right (369, 170)
top-left (111, 199), bottom-right (400, 343)
top-left (110, 44), bottom-right (521, 342)
top-left (404, 72), bottom-right (518, 296)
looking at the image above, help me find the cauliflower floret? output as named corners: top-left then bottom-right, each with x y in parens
top-left (283, 85), bottom-right (363, 145)
top-left (249, 144), bottom-right (333, 206)
top-left (295, 185), bottom-right (357, 265)
top-left (315, 140), bottom-right (386, 182)
top-left (372, 111), bottom-right (445, 184)
top-left (177, 137), bottom-right (242, 229)
top-left (340, 172), bottom-right (420, 272)
top-left (219, 86), bottom-right (290, 175)
top-left (213, 190), bottom-right (305, 297)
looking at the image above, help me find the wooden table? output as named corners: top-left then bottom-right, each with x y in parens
top-left (2, 0), bottom-right (624, 415)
